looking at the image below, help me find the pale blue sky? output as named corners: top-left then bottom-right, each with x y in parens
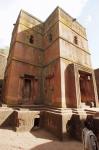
top-left (78, 0), bottom-right (99, 69)
top-left (0, 0), bottom-right (99, 68)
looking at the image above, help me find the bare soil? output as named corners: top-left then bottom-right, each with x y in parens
top-left (0, 129), bottom-right (83, 150)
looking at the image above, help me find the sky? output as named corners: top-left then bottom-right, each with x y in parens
top-left (0, 0), bottom-right (99, 68)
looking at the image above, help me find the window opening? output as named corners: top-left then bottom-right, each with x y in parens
top-left (74, 36), bottom-right (78, 45)
top-left (48, 33), bottom-right (52, 42)
top-left (29, 35), bottom-right (34, 44)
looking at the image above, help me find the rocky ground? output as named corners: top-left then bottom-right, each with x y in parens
top-left (0, 128), bottom-right (83, 150)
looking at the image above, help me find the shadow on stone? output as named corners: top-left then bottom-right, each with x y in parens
top-left (0, 110), bottom-right (15, 129)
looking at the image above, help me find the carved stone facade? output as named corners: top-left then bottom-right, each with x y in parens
top-left (3, 7), bottom-right (99, 139)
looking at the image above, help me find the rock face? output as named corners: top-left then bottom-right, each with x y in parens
top-left (2, 7), bottom-right (99, 140)
top-left (94, 69), bottom-right (99, 100)
top-left (0, 49), bottom-right (8, 80)
top-left (0, 48), bottom-right (8, 102)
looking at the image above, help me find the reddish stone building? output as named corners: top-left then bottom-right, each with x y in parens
top-left (3, 7), bottom-right (99, 139)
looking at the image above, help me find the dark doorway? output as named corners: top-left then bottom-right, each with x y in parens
top-left (34, 118), bottom-right (40, 129)
top-left (79, 71), bottom-right (95, 107)
top-left (22, 79), bottom-right (31, 102)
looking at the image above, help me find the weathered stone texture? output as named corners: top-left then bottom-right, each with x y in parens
top-left (44, 8), bottom-right (59, 33)
top-left (14, 110), bottom-right (40, 131)
top-left (17, 24), bottom-right (43, 49)
top-left (60, 39), bottom-right (91, 67)
top-left (0, 52), bottom-right (7, 80)
top-left (4, 61), bottom-right (42, 105)
top-left (41, 111), bottom-right (63, 140)
top-left (59, 22), bottom-right (89, 51)
top-left (44, 40), bottom-right (60, 65)
top-left (94, 69), bottom-right (99, 100)
top-left (43, 60), bottom-right (61, 107)
top-left (0, 108), bottom-right (15, 127)
top-left (12, 42), bottom-right (43, 66)
top-left (43, 22), bottom-right (59, 50)
top-left (0, 49), bottom-right (8, 102)
top-left (20, 10), bottom-right (43, 33)
top-left (59, 8), bottom-right (86, 39)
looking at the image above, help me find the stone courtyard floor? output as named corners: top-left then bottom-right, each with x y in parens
top-left (0, 128), bottom-right (83, 150)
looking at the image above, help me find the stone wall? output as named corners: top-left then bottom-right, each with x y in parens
top-left (0, 53), bottom-right (7, 80)
top-left (4, 60), bottom-right (42, 105)
top-left (14, 110), bottom-right (40, 131)
top-left (0, 49), bottom-right (8, 102)
top-left (59, 8), bottom-right (86, 39)
top-left (94, 69), bottom-right (99, 100)
top-left (59, 8), bottom-right (91, 68)
top-left (43, 60), bottom-right (61, 107)
top-left (41, 110), bottom-right (63, 140)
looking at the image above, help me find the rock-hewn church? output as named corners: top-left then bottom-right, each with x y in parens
top-left (3, 7), bottom-right (99, 140)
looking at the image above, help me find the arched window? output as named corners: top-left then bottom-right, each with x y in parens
top-left (74, 36), bottom-right (78, 45)
top-left (29, 35), bottom-right (34, 44)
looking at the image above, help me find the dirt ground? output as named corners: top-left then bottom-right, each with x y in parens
top-left (0, 128), bottom-right (83, 150)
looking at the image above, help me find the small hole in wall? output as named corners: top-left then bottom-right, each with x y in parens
top-left (48, 33), bottom-right (52, 42)
top-left (29, 35), bottom-right (34, 44)
top-left (74, 36), bottom-right (78, 45)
